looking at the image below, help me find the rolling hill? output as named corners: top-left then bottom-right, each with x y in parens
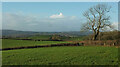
top-left (1, 29), bottom-right (93, 38)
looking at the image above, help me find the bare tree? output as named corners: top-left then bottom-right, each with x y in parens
top-left (82, 4), bottom-right (112, 40)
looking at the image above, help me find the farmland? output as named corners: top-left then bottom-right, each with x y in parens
top-left (2, 39), bottom-right (70, 49)
top-left (26, 35), bottom-right (52, 40)
top-left (1, 33), bottom-right (120, 65)
top-left (2, 46), bottom-right (119, 65)
top-left (1, 2), bottom-right (120, 66)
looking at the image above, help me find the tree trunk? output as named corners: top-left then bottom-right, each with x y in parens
top-left (99, 32), bottom-right (101, 41)
top-left (93, 34), bottom-right (98, 40)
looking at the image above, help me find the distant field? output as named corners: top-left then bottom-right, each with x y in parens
top-left (17, 35), bottom-right (84, 41)
top-left (2, 39), bottom-right (70, 49)
top-left (68, 36), bottom-right (84, 41)
top-left (27, 35), bottom-right (52, 40)
top-left (2, 46), bottom-right (119, 65)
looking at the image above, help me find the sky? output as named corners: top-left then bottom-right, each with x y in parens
top-left (2, 2), bottom-right (118, 32)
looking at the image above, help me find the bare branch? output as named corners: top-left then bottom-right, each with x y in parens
top-left (82, 4), bottom-right (112, 40)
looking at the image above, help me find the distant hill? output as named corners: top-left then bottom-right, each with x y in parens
top-left (1, 29), bottom-right (93, 38)
top-left (1, 30), bottom-right (39, 37)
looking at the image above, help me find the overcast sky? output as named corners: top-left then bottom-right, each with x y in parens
top-left (2, 2), bottom-right (118, 32)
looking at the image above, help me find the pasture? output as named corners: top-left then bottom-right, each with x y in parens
top-left (2, 46), bottom-right (119, 65)
top-left (1, 35), bottom-right (119, 65)
top-left (26, 35), bottom-right (52, 40)
top-left (2, 39), bottom-right (70, 49)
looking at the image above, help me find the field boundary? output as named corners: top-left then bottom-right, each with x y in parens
top-left (2, 38), bottom-right (63, 41)
top-left (79, 40), bottom-right (120, 46)
top-left (1, 43), bottom-right (80, 51)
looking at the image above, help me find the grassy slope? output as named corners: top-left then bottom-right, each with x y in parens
top-left (2, 39), bottom-right (70, 49)
top-left (2, 46), bottom-right (118, 65)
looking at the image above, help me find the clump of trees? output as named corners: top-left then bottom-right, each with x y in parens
top-left (81, 4), bottom-right (112, 40)
top-left (84, 30), bottom-right (120, 40)
top-left (50, 35), bottom-right (62, 41)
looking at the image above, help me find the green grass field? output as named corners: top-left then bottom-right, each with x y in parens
top-left (2, 46), bottom-right (119, 65)
top-left (2, 39), bottom-right (70, 49)
top-left (27, 35), bottom-right (52, 40)
top-left (67, 36), bottom-right (84, 41)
